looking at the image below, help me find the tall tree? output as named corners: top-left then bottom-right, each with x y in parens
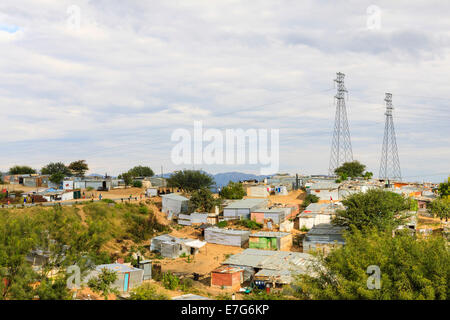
top-left (219, 181), bottom-right (246, 199)
top-left (118, 172), bottom-right (133, 188)
top-left (41, 162), bottom-right (72, 177)
top-left (167, 170), bottom-right (214, 192)
top-left (68, 160), bottom-right (89, 177)
top-left (188, 188), bottom-right (221, 213)
top-left (428, 198), bottom-right (450, 222)
top-left (437, 177), bottom-right (450, 198)
top-left (332, 189), bottom-right (412, 232)
top-left (334, 161), bottom-right (366, 179)
top-left (296, 227), bottom-right (450, 300)
top-left (127, 166), bottom-right (154, 178)
top-left (8, 166), bottom-right (37, 175)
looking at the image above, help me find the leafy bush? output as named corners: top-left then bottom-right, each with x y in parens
top-left (296, 227), bottom-right (450, 300)
top-left (161, 272), bottom-right (180, 290)
top-left (87, 268), bottom-right (119, 299)
top-left (217, 221), bottom-right (228, 228)
top-left (129, 283), bottom-right (168, 300)
top-left (138, 205), bottom-right (149, 214)
top-left (236, 219), bottom-right (262, 230)
top-left (180, 278), bottom-right (194, 292)
top-left (101, 198), bottom-right (115, 204)
top-left (86, 186), bottom-right (94, 191)
top-left (301, 194), bottom-right (320, 209)
top-left (133, 180), bottom-right (143, 188)
top-left (332, 189), bottom-right (412, 232)
top-left (219, 181), bottom-right (246, 199)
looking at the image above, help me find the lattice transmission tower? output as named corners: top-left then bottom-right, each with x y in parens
top-left (328, 72), bottom-right (353, 175)
top-left (379, 93), bottom-right (401, 181)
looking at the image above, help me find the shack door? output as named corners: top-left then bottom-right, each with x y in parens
top-left (123, 273), bottom-right (130, 292)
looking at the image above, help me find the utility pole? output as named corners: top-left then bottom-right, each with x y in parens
top-left (379, 93), bottom-right (402, 181)
top-left (328, 72), bottom-right (353, 175)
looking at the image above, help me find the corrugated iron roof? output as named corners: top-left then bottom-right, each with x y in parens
top-left (161, 193), bottom-right (189, 201)
top-left (222, 249), bottom-right (314, 272)
top-left (225, 198), bottom-right (267, 209)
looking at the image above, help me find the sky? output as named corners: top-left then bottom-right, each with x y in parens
top-left (0, 0), bottom-right (449, 182)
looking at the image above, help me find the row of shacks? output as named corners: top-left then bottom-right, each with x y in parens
top-left (161, 195), bottom-right (299, 228)
top-left (210, 249), bottom-right (316, 290)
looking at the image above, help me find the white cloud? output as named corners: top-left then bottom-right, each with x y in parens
top-left (0, 0), bottom-right (448, 182)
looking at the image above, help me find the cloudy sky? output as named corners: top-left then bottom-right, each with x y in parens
top-left (0, 0), bottom-right (449, 182)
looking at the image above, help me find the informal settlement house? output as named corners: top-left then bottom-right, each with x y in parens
top-left (84, 263), bottom-right (144, 293)
top-left (210, 265), bottom-right (244, 291)
top-left (251, 205), bottom-right (298, 225)
top-left (161, 193), bottom-right (189, 217)
top-left (218, 249), bottom-right (314, 288)
top-left (177, 212), bottom-right (209, 226)
top-left (63, 177), bottom-right (120, 191)
top-left (298, 202), bottom-right (344, 230)
top-left (303, 223), bottom-right (345, 254)
top-left (204, 227), bottom-right (251, 247)
top-left (249, 231), bottom-right (292, 251)
top-left (306, 181), bottom-right (341, 201)
top-left (223, 198), bottom-right (268, 221)
top-left (150, 234), bottom-right (206, 258)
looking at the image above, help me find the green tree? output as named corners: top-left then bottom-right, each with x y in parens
top-left (0, 214), bottom-right (40, 300)
top-left (8, 165), bottom-right (37, 175)
top-left (87, 268), bottom-right (119, 300)
top-left (68, 160), bottom-right (89, 177)
top-left (35, 277), bottom-right (73, 300)
top-left (129, 283), bottom-right (168, 300)
top-left (127, 166), bottom-right (154, 178)
top-left (167, 170), bottom-right (215, 192)
top-left (41, 162), bottom-right (72, 177)
top-left (49, 173), bottom-right (65, 185)
top-left (219, 181), bottom-right (246, 199)
top-left (363, 171), bottom-right (373, 180)
top-left (189, 188), bottom-right (221, 213)
top-left (118, 172), bottom-right (133, 188)
top-left (334, 161), bottom-right (366, 179)
top-left (428, 198), bottom-right (450, 222)
top-left (437, 177), bottom-right (450, 198)
top-left (332, 189), bottom-right (412, 232)
top-left (301, 194), bottom-right (320, 210)
top-left (296, 227), bottom-right (450, 300)
top-left (132, 180), bottom-right (143, 188)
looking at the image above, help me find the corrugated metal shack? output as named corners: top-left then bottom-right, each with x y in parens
top-left (161, 193), bottom-right (189, 215)
top-left (249, 231), bottom-right (292, 251)
top-left (298, 203), bottom-right (344, 229)
top-left (204, 227), bottom-right (250, 247)
top-left (177, 213), bottom-right (209, 226)
top-left (210, 265), bottom-right (244, 290)
top-left (23, 175), bottom-right (49, 188)
top-left (221, 249), bottom-right (314, 286)
top-left (251, 208), bottom-right (286, 224)
top-left (246, 186), bottom-right (270, 198)
top-left (84, 263), bottom-right (144, 293)
top-left (303, 223), bottom-right (345, 254)
top-left (223, 198), bottom-right (268, 221)
top-left (150, 234), bottom-right (206, 258)
top-left (306, 182), bottom-right (341, 201)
